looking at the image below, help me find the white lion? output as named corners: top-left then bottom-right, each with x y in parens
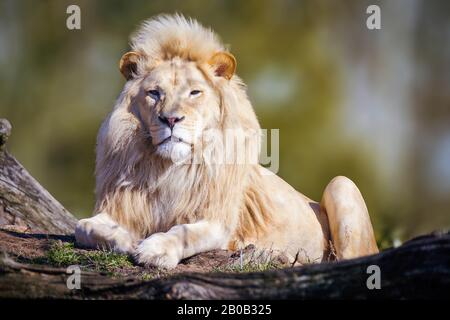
top-left (75, 14), bottom-right (378, 269)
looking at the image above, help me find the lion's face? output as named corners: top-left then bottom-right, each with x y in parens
top-left (135, 58), bottom-right (221, 162)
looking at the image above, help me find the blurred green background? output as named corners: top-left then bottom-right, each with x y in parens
top-left (1, 0), bottom-right (449, 247)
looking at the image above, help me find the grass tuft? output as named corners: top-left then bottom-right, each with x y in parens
top-left (47, 242), bottom-right (80, 266)
top-left (140, 272), bottom-right (154, 281)
top-left (213, 261), bottom-right (280, 273)
top-left (213, 247), bottom-right (285, 273)
top-left (83, 250), bottom-right (132, 272)
top-left (46, 241), bottom-right (132, 272)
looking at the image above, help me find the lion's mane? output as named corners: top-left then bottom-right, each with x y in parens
top-left (94, 14), bottom-right (275, 247)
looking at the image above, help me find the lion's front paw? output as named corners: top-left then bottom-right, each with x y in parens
top-left (75, 217), bottom-right (136, 255)
top-left (135, 233), bottom-right (181, 269)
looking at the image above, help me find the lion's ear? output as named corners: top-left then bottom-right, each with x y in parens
top-left (119, 51), bottom-right (141, 80)
top-left (208, 52), bottom-right (236, 80)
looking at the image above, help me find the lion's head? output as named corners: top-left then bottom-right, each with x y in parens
top-left (95, 14), bottom-right (265, 238)
top-left (114, 15), bottom-right (258, 165)
top-left (123, 54), bottom-right (233, 162)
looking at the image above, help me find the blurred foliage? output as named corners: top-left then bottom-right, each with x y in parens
top-left (0, 0), bottom-right (449, 247)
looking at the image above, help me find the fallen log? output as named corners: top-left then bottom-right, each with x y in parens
top-left (0, 119), bottom-right (77, 234)
top-left (0, 231), bottom-right (449, 299)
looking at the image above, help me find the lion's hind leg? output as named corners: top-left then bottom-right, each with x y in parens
top-left (321, 176), bottom-right (379, 260)
top-left (75, 212), bottom-right (137, 254)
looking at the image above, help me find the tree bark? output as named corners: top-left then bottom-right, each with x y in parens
top-left (0, 231), bottom-right (449, 299)
top-left (0, 119), bottom-right (77, 235)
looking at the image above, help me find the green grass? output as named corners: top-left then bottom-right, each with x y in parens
top-left (140, 272), bottom-right (155, 281)
top-left (47, 242), bottom-right (81, 266)
top-left (46, 241), bottom-right (132, 272)
top-left (213, 261), bottom-right (280, 273)
top-left (212, 248), bottom-right (285, 273)
top-left (82, 250), bottom-right (132, 272)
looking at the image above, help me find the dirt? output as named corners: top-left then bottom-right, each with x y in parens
top-left (0, 225), bottom-right (290, 279)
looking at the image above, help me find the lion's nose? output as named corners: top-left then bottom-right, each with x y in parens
top-left (158, 115), bottom-right (185, 129)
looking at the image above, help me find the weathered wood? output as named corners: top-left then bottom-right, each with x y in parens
top-left (0, 119), bottom-right (77, 234)
top-left (0, 231), bottom-right (449, 299)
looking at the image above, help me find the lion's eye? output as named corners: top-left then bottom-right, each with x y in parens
top-left (190, 90), bottom-right (202, 96)
top-left (147, 89), bottom-right (161, 100)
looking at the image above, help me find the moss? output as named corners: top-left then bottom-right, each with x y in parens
top-left (47, 242), bottom-right (81, 266)
top-left (46, 241), bottom-right (132, 272)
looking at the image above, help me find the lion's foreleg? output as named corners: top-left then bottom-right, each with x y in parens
top-left (135, 220), bottom-right (229, 269)
top-left (75, 212), bottom-right (138, 254)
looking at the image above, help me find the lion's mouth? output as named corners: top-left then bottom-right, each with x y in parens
top-left (157, 135), bottom-right (189, 146)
